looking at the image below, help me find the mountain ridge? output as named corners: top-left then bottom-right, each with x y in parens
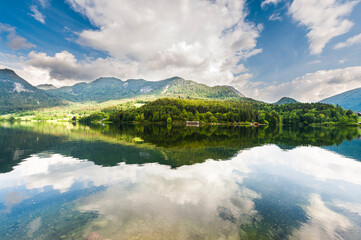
top-left (0, 68), bottom-right (254, 114)
top-left (0, 69), bottom-right (62, 114)
top-left (45, 76), bottom-right (248, 102)
top-left (320, 87), bottom-right (361, 112)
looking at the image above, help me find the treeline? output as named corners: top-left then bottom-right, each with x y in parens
top-left (257, 102), bottom-right (358, 126)
top-left (79, 98), bottom-right (359, 126)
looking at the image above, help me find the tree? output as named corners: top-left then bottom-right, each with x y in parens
top-left (135, 114), bottom-right (141, 122)
top-left (152, 111), bottom-right (160, 122)
top-left (205, 111), bottom-right (213, 121)
top-left (210, 116), bottom-right (218, 123)
top-left (258, 112), bottom-right (266, 124)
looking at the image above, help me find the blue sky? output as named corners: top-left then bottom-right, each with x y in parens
top-left (0, 0), bottom-right (361, 102)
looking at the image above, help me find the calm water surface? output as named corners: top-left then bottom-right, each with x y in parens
top-left (0, 122), bottom-right (361, 240)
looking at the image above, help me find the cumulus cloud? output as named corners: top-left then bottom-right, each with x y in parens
top-left (289, 0), bottom-right (359, 54)
top-left (334, 33), bottom-right (361, 49)
top-left (8, 35), bottom-right (36, 50)
top-left (0, 23), bottom-right (35, 50)
top-left (23, 51), bottom-right (139, 85)
top-left (30, 5), bottom-right (45, 24)
top-left (256, 66), bottom-right (361, 102)
top-left (57, 0), bottom-right (261, 87)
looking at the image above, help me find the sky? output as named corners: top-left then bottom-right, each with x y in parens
top-left (0, 0), bottom-right (361, 102)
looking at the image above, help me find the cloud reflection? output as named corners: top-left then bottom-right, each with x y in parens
top-left (1, 145), bottom-right (361, 238)
top-left (291, 194), bottom-right (356, 240)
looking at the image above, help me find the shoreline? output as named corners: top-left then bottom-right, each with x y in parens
top-left (1, 119), bottom-right (359, 128)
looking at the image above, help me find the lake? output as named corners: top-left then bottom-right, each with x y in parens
top-left (0, 122), bottom-right (361, 239)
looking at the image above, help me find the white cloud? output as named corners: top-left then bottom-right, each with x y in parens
top-left (289, 0), bottom-right (359, 54)
top-left (30, 5), bottom-right (45, 24)
top-left (3, 1), bottom-right (262, 93)
top-left (23, 51), bottom-right (139, 86)
top-left (60, 0), bottom-right (261, 87)
top-left (255, 66), bottom-right (361, 102)
top-left (8, 35), bottom-right (36, 50)
top-left (0, 23), bottom-right (35, 50)
top-left (261, 0), bottom-right (282, 8)
top-left (269, 12), bottom-right (282, 21)
top-left (38, 0), bottom-right (50, 8)
top-left (0, 52), bottom-right (21, 69)
top-left (334, 33), bottom-right (361, 49)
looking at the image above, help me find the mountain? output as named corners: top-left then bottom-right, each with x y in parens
top-left (36, 84), bottom-right (56, 90)
top-left (274, 97), bottom-right (298, 105)
top-left (46, 76), bottom-right (249, 102)
top-left (0, 69), bottom-right (62, 114)
top-left (320, 88), bottom-right (361, 112)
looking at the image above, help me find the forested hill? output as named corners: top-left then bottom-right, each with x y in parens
top-left (0, 69), bottom-right (62, 114)
top-left (80, 98), bottom-right (359, 126)
top-left (274, 97), bottom-right (298, 105)
top-left (45, 76), bottom-right (249, 102)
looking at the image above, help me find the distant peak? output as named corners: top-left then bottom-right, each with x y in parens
top-left (274, 97), bottom-right (298, 105)
top-left (280, 97), bottom-right (296, 101)
top-left (0, 68), bottom-right (16, 74)
top-left (36, 84), bottom-right (56, 90)
top-left (97, 77), bottom-right (122, 80)
top-left (0, 68), bottom-right (24, 82)
top-left (92, 77), bottom-right (122, 83)
top-left (167, 76), bottom-right (184, 81)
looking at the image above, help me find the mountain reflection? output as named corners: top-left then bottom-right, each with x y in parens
top-left (1, 122), bottom-right (361, 239)
top-left (0, 122), bottom-right (360, 173)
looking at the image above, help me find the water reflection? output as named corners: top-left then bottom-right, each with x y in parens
top-left (1, 121), bottom-right (360, 171)
top-left (0, 122), bottom-right (361, 239)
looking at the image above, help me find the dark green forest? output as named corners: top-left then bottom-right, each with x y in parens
top-left (79, 98), bottom-right (359, 126)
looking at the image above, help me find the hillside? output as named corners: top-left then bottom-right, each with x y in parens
top-left (274, 97), bottom-right (298, 105)
top-left (320, 87), bottom-right (361, 112)
top-left (0, 69), bottom-right (62, 114)
top-left (46, 76), bottom-right (248, 102)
